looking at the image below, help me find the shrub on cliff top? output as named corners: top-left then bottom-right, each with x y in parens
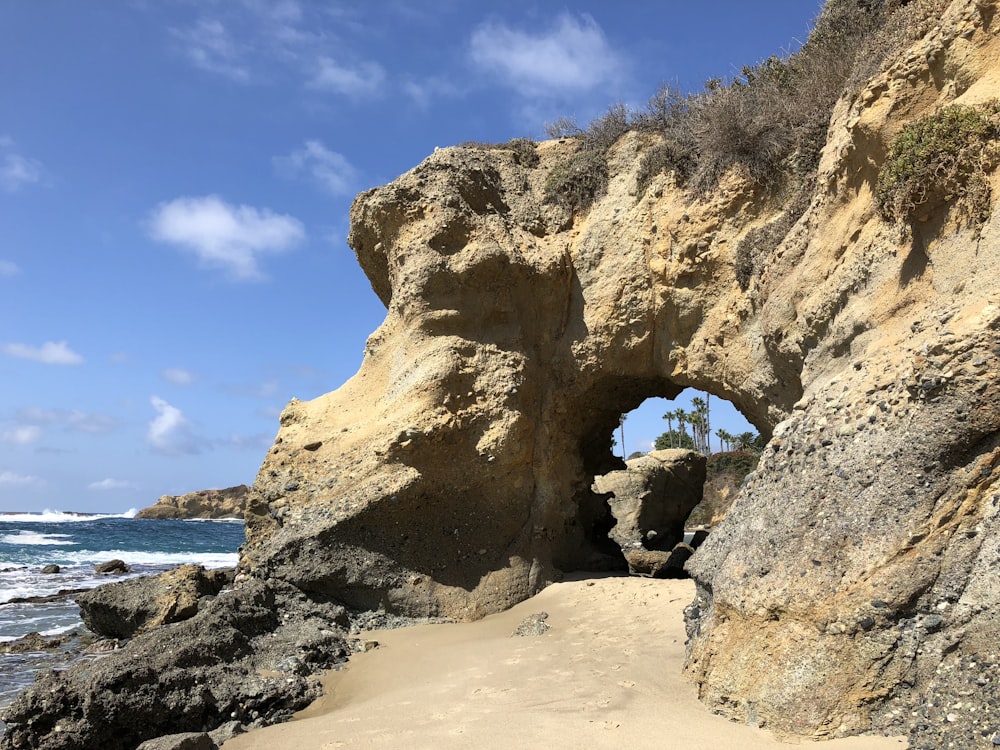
top-left (875, 101), bottom-right (1000, 225)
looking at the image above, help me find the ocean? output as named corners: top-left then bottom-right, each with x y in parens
top-left (0, 511), bottom-right (244, 715)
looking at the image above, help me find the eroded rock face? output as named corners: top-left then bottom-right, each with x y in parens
top-left (221, 0), bottom-right (1000, 743)
top-left (592, 448), bottom-right (705, 571)
top-left (1, 579), bottom-right (352, 750)
top-left (77, 565), bottom-right (234, 639)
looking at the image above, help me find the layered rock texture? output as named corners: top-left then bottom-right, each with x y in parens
top-left (136, 485), bottom-right (249, 520)
top-left (237, 1), bottom-right (1000, 744)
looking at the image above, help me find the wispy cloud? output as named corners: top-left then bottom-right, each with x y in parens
top-left (0, 261), bottom-right (20, 277)
top-left (161, 367), bottom-right (195, 385)
top-left (0, 153), bottom-right (45, 192)
top-left (0, 470), bottom-right (38, 486)
top-left (16, 407), bottom-right (116, 435)
top-left (148, 195), bottom-right (305, 281)
top-left (469, 13), bottom-right (624, 99)
top-left (2, 341), bottom-right (83, 365)
top-left (148, 396), bottom-right (200, 455)
top-left (307, 56), bottom-right (385, 97)
top-left (0, 425), bottom-right (42, 445)
top-left (274, 140), bottom-right (358, 196)
top-left (88, 478), bottom-right (137, 491)
top-left (167, 3), bottom-right (386, 101)
top-left (170, 18), bottom-right (251, 83)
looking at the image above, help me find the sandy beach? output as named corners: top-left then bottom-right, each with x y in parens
top-left (222, 576), bottom-right (905, 750)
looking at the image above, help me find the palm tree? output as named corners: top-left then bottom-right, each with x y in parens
top-left (736, 431), bottom-right (757, 452)
top-left (618, 414), bottom-right (627, 458)
top-left (716, 428), bottom-right (733, 452)
top-left (662, 409), bottom-right (675, 446)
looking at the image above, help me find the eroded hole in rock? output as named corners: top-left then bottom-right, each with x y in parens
top-left (590, 392), bottom-right (762, 578)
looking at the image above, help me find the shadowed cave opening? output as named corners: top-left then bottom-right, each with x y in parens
top-left (578, 389), bottom-right (761, 578)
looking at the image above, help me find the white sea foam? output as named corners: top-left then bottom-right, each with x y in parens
top-left (60, 550), bottom-right (239, 568)
top-left (181, 517), bottom-right (244, 524)
top-left (0, 508), bottom-right (137, 523)
top-left (0, 531), bottom-right (74, 546)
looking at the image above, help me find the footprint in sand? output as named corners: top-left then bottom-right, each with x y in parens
top-left (617, 680), bottom-right (636, 688)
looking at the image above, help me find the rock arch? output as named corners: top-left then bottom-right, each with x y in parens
top-left (241, 3), bottom-right (1000, 740)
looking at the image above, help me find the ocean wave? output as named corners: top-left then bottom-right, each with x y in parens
top-left (60, 550), bottom-right (239, 567)
top-left (0, 508), bottom-right (138, 523)
top-left (181, 517), bottom-right (244, 524)
top-left (0, 531), bottom-right (74, 546)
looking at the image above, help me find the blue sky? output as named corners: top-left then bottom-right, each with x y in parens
top-left (0, 1), bottom-right (821, 512)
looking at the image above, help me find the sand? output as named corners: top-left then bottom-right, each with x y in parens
top-left (221, 575), bottom-right (906, 749)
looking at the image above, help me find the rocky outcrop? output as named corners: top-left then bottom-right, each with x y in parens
top-left (233, 1), bottom-right (1000, 745)
top-left (1, 579), bottom-right (353, 750)
top-left (136, 485), bottom-right (249, 520)
top-left (592, 448), bottom-right (705, 573)
top-left (76, 565), bottom-right (234, 639)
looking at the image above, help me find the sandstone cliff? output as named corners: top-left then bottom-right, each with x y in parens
top-left (135, 485), bottom-right (249, 520)
top-left (227, 0), bottom-right (1000, 744)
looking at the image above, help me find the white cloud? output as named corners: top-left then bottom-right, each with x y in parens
top-left (0, 425), bottom-right (42, 445)
top-left (274, 140), bottom-right (358, 196)
top-left (148, 396), bottom-right (199, 455)
top-left (162, 367), bottom-right (195, 385)
top-left (88, 478), bottom-right (136, 491)
top-left (148, 195), bottom-right (305, 281)
top-left (1, 153), bottom-right (44, 192)
top-left (0, 470), bottom-right (38, 486)
top-left (307, 56), bottom-right (385, 97)
top-left (0, 261), bottom-right (20, 277)
top-left (469, 13), bottom-right (624, 98)
top-left (2, 341), bottom-right (83, 365)
top-left (171, 18), bottom-right (251, 82)
top-left (16, 407), bottom-right (115, 434)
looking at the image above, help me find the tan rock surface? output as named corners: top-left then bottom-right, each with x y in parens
top-left (237, 0), bottom-right (1000, 742)
top-left (136, 485), bottom-right (249, 520)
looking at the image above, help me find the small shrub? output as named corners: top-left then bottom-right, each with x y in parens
top-left (705, 450), bottom-right (758, 481)
top-left (733, 185), bottom-right (812, 290)
top-left (543, 147), bottom-right (609, 213)
top-left (875, 101), bottom-right (1000, 224)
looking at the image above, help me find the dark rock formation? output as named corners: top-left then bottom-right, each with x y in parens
top-left (94, 559), bottom-right (130, 575)
top-left (0, 579), bottom-right (352, 750)
top-left (76, 565), bottom-right (234, 639)
top-left (136, 733), bottom-right (217, 750)
top-left (40, 565), bottom-right (60, 575)
top-left (136, 485), bottom-right (249, 520)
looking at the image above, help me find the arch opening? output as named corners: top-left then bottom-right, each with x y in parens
top-left (582, 390), bottom-right (763, 578)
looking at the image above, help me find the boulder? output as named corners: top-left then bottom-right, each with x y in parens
top-left (136, 733), bottom-right (217, 750)
top-left (40, 564), bottom-right (60, 574)
top-left (135, 485), bottom-right (249, 520)
top-left (592, 449), bottom-right (706, 558)
top-left (94, 560), bottom-right (130, 575)
top-left (76, 565), bottom-right (234, 639)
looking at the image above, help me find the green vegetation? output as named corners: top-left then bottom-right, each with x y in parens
top-left (543, 0), bottom-right (951, 259)
top-left (705, 450), bottom-right (759, 482)
top-left (875, 101), bottom-right (1000, 225)
top-left (653, 397), bottom-right (763, 456)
